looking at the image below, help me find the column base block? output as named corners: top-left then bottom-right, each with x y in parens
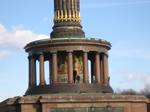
top-left (25, 83), bottom-right (113, 95)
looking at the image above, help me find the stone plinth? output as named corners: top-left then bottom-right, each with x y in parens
top-left (0, 94), bottom-right (149, 112)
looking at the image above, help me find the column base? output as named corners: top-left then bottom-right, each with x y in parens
top-left (39, 81), bottom-right (46, 86)
top-left (25, 83), bottom-right (113, 95)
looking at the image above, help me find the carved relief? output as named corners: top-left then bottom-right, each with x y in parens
top-left (57, 54), bottom-right (68, 83)
top-left (73, 55), bottom-right (83, 83)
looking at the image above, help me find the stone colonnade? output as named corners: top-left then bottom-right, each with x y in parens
top-left (28, 51), bottom-right (109, 88)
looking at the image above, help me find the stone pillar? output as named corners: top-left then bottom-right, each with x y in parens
top-left (91, 59), bottom-right (95, 83)
top-left (39, 53), bottom-right (46, 85)
top-left (28, 56), bottom-right (32, 87)
top-left (31, 56), bottom-right (36, 86)
top-left (49, 56), bottom-right (52, 84)
top-left (52, 52), bottom-right (58, 83)
top-left (68, 52), bottom-right (73, 83)
top-left (83, 52), bottom-right (89, 83)
top-left (95, 52), bottom-right (101, 83)
top-left (103, 53), bottom-right (109, 85)
top-left (28, 55), bottom-right (37, 87)
top-left (100, 54), bottom-right (104, 84)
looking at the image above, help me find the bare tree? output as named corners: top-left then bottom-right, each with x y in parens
top-left (140, 84), bottom-right (150, 98)
top-left (115, 88), bottom-right (138, 95)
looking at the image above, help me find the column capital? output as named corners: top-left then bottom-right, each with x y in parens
top-left (83, 50), bottom-right (89, 53)
top-left (51, 51), bottom-right (57, 54)
top-left (67, 50), bottom-right (73, 53)
top-left (28, 55), bottom-right (32, 59)
top-left (38, 52), bottom-right (44, 55)
top-left (28, 54), bottom-right (36, 59)
top-left (95, 51), bottom-right (100, 54)
top-left (100, 52), bottom-right (108, 57)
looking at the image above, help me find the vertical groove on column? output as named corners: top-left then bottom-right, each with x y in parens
top-left (63, 0), bottom-right (66, 10)
top-left (71, 0), bottom-right (74, 10)
top-left (67, 0), bottom-right (71, 19)
top-left (67, 0), bottom-right (70, 10)
top-left (74, 0), bottom-right (77, 11)
top-left (59, 0), bottom-right (62, 10)
top-left (77, 0), bottom-right (80, 10)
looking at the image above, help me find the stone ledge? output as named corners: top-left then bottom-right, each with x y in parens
top-left (24, 37), bottom-right (111, 51)
top-left (1, 94), bottom-right (149, 105)
top-left (17, 94), bottom-right (149, 104)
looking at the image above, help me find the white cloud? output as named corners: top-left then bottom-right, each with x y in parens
top-left (0, 24), bottom-right (49, 59)
top-left (0, 24), bottom-right (6, 33)
top-left (0, 24), bottom-right (49, 48)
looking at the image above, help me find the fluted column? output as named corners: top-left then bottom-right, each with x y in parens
top-left (52, 52), bottom-right (58, 83)
top-left (103, 53), bottom-right (109, 85)
top-left (39, 53), bottom-right (46, 85)
top-left (83, 52), bottom-right (89, 83)
top-left (54, 0), bottom-right (80, 22)
top-left (95, 52), bottom-right (101, 83)
top-left (77, 0), bottom-right (80, 10)
top-left (52, 0), bottom-right (85, 39)
top-left (68, 52), bottom-right (73, 83)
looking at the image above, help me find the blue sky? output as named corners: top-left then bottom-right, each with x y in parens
top-left (0, 0), bottom-right (150, 101)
